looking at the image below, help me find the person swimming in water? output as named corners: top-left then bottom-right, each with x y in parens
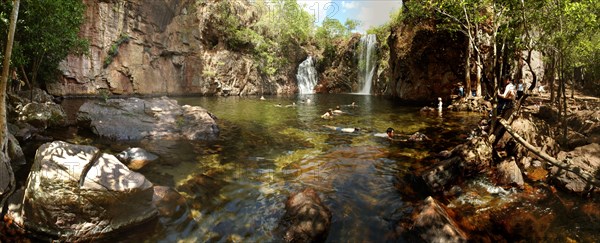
top-left (323, 125), bottom-right (360, 133)
top-left (332, 106), bottom-right (344, 115)
top-left (374, 127), bottom-right (397, 140)
top-left (374, 127), bottom-right (430, 142)
top-left (321, 109), bottom-right (334, 119)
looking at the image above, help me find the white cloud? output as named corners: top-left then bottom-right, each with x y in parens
top-left (298, 0), bottom-right (403, 28)
top-left (341, 1), bottom-right (357, 9)
top-left (299, 1), bottom-right (335, 24)
top-left (356, 1), bottom-right (402, 32)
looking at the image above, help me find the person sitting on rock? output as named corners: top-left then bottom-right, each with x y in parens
top-left (323, 125), bottom-right (360, 133)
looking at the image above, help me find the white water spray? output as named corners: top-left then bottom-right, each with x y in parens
top-left (357, 34), bottom-right (377, 94)
top-left (296, 56), bottom-right (318, 94)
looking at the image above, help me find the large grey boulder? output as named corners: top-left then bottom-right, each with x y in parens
top-left (18, 102), bottom-right (67, 128)
top-left (551, 143), bottom-right (600, 193)
top-left (77, 97), bottom-right (219, 140)
top-left (22, 141), bottom-right (157, 241)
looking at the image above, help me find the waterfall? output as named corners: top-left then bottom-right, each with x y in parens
top-left (296, 56), bottom-right (318, 94)
top-left (357, 34), bottom-right (377, 94)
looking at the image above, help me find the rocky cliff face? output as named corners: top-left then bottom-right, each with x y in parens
top-left (52, 0), bottom-right (301, 97)
top-left (315, 34), bottom-right (361, 94)
top-left (387, 21), bottom-right (467, 102)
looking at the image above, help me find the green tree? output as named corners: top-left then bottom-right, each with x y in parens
top-left (0, 0), bottom-right (88, 87)
top-left (249, 0), bottom-right (314, 75)
top-left (344, 19), bottom-right (360, 34)
top-left (0, 0), bottom-right (19, 211)
top-left (525, 0), bottom-right (598, 142)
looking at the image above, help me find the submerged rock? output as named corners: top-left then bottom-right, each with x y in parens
top-left (117, 147), bottom-right (159, 170)
top-left (278, 188), bottom-right (332, 243)
top-left (421, 137), bottom-right (493, 193)
top-left (496, 157), bottom-right (525, 188)
top-left (77, 97), bottom-right (219, 141)
top-left (21, 141), bottom-right (157, 241)
top-left (399, 196), bottom-right (467, 242)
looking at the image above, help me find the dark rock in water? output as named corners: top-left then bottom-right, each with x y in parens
top-left (176, 173), bottom-right (224, 210)
top-left (552, 143), bottom-right (600, 193)
top-left (496, 157), bottom-right (524, 188)
top-left (398, 196), bottom-right (467, 242)
top-left (21, 141), bottom-right (157, 241)
top-left (421, 157), bottom-right (463, 193)
top-left (278, 188), bottom-right (332, 243)
top-left (117, 147), bottom-right (159, 170)
top-left (152, 186), bottom-right (195, 226)
top-left (77, 97), bottom-right (219, 141)
top-left (409, 132), bottom-right (430, 142)
top-left (420, 137), bottom-right (492, 193)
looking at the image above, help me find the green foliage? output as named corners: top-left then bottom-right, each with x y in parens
top-left (98, 89), bottom-right (111, 102)
top-left (103, 33), bottom-right (130, 68)
top-left (314, 17), bottom-right (360, 68)
top-left (367, 23), bottom-right (391, 72)
top-left (0, 0), bottom-right (89, 85)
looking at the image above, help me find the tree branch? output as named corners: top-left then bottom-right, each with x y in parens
top-left (498, 119), bottom-right (600, 188)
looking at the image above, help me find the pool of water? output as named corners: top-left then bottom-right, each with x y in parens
top-left (52, 94), bottom-right (482, 241)
top-left (50, 94), bottom-right (600, 242)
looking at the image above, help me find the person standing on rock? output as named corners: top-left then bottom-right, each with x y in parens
top-left (516, 79), bottom-right (525, 100)
top-left (497, 76), bottom-right (516, 115)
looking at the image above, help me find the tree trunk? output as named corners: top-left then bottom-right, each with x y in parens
top-left (549, 54), bottom-right (556, 102)
top-left (0, 0), bottom-right (20, 210)
top-left (465, 37), bottom-right (472, 97)
top-left (561, 56), bottom-right (568, 143)
top-left (475, 52), bottom-right (482, 97)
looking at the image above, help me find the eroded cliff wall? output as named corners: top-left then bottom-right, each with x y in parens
top-left (52, 0), bottom-right (301, 97)
top-left (387, 21), bottom-right (467, 102)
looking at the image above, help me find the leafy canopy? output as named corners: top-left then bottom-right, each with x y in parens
top-left (0, 0), bottom-right (88, 85)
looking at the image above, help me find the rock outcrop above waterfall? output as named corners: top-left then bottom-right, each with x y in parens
top-left (77, 97), bottom-right (219, 140)
top-left (316, 34), bottom-right (361, 93)
top-left (53, 0), bottom-right (303, 97)
top-left (20, 141), bottom-right (156, 241)
top-left (387, 21), bottom-right (468, 102)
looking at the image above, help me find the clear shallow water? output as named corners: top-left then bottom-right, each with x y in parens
top-left (47, 94), bottom-right (600, 242)
top-left (134, 94), bottom-right (479, 242)
top-left (54, 94), bottom-right (481, 242)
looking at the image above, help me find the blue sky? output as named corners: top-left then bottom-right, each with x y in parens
top-left (298, 0), bottom-right (403, 33)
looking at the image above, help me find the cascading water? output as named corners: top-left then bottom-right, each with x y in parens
top-left (357, 34), bottom-right (377, 94)
top-left (296, 56), bottom-right (318, 94)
